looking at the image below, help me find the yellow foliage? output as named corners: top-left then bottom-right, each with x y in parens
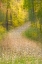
top-left (32, 32), bottom-right (37, 37)
top-left (0, 26), bottom-right (6, 33)
top-left (37, 21), bottom-right (40, 29)
top-left (31, 23), bottom-right (36, 27)
top-left (0, 26), bottom-right (6, 40)
top-left (13, 20), bottom-right (19, 27)
top-left (11, 0), bottom-right (27, 26)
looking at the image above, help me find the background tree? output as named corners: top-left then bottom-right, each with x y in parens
top-left (37, 4), bottom-right (42, 32)
top-left (24, 0), bottom-right (36, 26)
top-left (0, 0), bottom-right (6, 25)
top-left (0, 0), bottom-right (12, 30)
top-left (5, 0), bottom-right (10, 30)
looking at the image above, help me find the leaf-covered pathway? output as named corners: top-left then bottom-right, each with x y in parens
top-left (0, 22), bottom-right (42, 58)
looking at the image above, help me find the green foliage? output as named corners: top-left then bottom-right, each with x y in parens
top-left (24, 0), bottom-right (36, 22)
top-left (0, 10), bottom-right (5, 23)
top-left (36, 1), bottom-right (42, 31)
top-left (23, 0), bottom-right (28, 9)
top-left (24, 27), bottom-right (42, 42)
top-left (37, 7), bottom-right (42, 23)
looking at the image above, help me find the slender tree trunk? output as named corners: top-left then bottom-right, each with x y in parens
top-left (6, 4), bottom-right (9, 30)
top-left (28, 0), bottom-right (36, 27)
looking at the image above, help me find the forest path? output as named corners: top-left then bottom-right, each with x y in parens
top-left (1, 22), bottom-right (42, 58)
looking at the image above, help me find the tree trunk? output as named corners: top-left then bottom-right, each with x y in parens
top-left (6, 7), bottom-right (8, 30)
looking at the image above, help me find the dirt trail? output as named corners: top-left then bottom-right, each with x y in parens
top-left (1, 22), bottom-right (42, 58)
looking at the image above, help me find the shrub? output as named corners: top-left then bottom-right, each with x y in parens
top-left (24, 27), bottom-right (42, 42)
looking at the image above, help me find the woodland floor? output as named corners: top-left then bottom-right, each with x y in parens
top-left (0, 22), bottom-right (42, 59)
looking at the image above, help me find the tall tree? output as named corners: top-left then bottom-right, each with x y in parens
top-left (5, 0), bottom-right (10, 30)
top-left (24, 0), bottom-right (36, 25)
top-left (37, 0), bottom-right (42, 32)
